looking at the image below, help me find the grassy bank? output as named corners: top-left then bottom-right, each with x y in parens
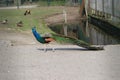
top-left (0, 7), bottom-right (63, 33)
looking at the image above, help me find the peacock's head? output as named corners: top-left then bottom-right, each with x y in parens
top-left (32, 26), bottom-right (36, 31)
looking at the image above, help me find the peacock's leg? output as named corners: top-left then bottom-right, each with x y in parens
top-left (48, 43), bottom-right (55, 52)
top-left (52, 47), bottom-right (55, 52)
top-left (44, 44), bottom-right (47, 52)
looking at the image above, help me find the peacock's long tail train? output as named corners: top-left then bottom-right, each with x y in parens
top-left (53, 34), bottom-right (104, 50)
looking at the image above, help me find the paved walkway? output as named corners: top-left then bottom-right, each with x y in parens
top-left (0, 29), bottom-right (120, 80)
top-left (0, 43), bottom-right (120, 80)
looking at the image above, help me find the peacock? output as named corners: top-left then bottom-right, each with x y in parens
top-left (32, 27), bottom-right (55, 51)
top-left (32, 27), bottom-right (104, 51)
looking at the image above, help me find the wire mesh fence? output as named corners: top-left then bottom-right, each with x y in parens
top-left (0, 0), bottom-right (82, 7)
top-left (0, 0), bottom-right (14, 7)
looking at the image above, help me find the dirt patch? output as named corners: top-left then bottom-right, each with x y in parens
top-left (44, 6), bottom-right (80, 25)
top-left (0, 27), bottom-right (37, 46)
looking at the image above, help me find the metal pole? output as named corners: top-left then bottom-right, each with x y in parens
top-left (63, 10), bottom-right (67, 23)
top-left (63, 10), bottom-right (68, 36)
top-left (85, 0), bottom-right (88, 17)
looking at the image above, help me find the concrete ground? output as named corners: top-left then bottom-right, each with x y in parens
top-left (0, 27), bottom-right (120, 80)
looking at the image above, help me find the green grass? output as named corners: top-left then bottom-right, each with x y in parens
top-left (0, 7), bottom-right (62, 33)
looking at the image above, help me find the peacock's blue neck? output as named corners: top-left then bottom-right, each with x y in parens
top-left (32, 27), bottom-right (45, 43)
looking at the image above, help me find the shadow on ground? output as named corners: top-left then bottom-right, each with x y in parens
top-left (37, 47), bottom-right (91, 51)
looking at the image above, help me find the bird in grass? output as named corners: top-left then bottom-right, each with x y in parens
top-left (24, 9), bottom-right (31, 16)
top-left (32, 27), bottom-right (55, 52)
top-left (17, 21), bottom-right (23, 27)
top-left (1, 19), bottom-right (8, 24)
